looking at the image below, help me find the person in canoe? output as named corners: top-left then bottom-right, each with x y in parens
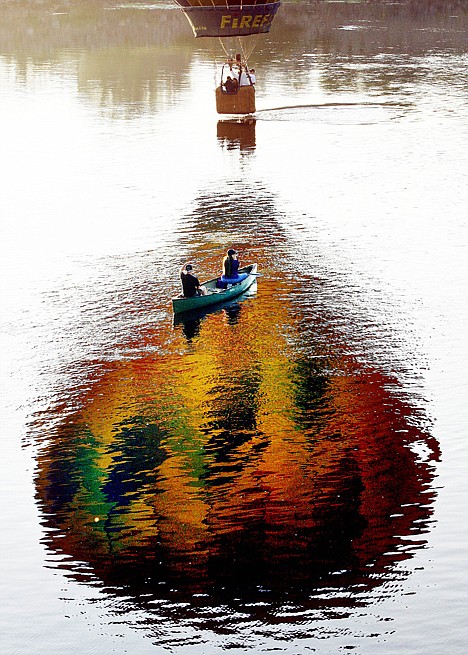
top-left (217, 248), bottom-right (249, 288)
top-left (180, 263), bottom-right (206, 297)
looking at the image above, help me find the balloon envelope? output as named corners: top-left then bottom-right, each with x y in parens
top-left (173, 1), bottom-right (281, 38)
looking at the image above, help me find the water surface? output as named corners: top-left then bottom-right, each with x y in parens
top-left (1, 1), bottom-right (467, 654)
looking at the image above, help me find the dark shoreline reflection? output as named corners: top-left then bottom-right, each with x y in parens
top-left (1, 1), bottom-right (466, 115)
top-left (32, 189), bottom-right (440, 628)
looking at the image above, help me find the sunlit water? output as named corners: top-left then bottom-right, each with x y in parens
top-left (1, 1), bottom-right (467, 654)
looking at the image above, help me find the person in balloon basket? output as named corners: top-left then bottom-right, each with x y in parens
top-left (223, 76), bottom-right (238, 94)
top-left (180, 263), bottom-right (206, 297)
top-left (239, 67), bottom-right (252, 87)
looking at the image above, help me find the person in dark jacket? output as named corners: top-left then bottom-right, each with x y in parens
top-left (223, 76), bottom-right (238, 94)
top-left (180, 263), bottom-right (206, 297)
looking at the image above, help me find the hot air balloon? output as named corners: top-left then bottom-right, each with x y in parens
top-left (173, 1), bottom-right (282, 114)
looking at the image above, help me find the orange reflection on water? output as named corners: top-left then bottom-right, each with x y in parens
top-left (35, 272), bottom-right (439, 602)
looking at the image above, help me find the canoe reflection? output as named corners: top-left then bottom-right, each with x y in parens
top-left (34, 284), bottom-right (439, 608)
top-left (173, 288), bottom-right (254, 340)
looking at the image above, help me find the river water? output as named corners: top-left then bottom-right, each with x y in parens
top-left (1, 1), bottom-right (467, 653)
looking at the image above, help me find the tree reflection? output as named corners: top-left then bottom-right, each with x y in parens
top-left (32, 192), bottom-right (440, 616)
top-left (1, 1), bottom-right (466, 113)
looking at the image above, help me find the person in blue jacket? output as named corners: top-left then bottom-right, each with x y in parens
top-left (219, 248), bottom-right (248, 287)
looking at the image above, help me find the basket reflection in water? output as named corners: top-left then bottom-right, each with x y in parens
top-left (217, 118), bottom-right (256, 151)
top-left (34, 280), bottom-right (439, 606)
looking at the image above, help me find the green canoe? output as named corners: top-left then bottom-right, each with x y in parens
top-left (172, 264), bottom-right (258, 314)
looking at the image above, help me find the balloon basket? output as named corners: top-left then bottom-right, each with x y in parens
top-left (216, 86), bottom-right (256, 115)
